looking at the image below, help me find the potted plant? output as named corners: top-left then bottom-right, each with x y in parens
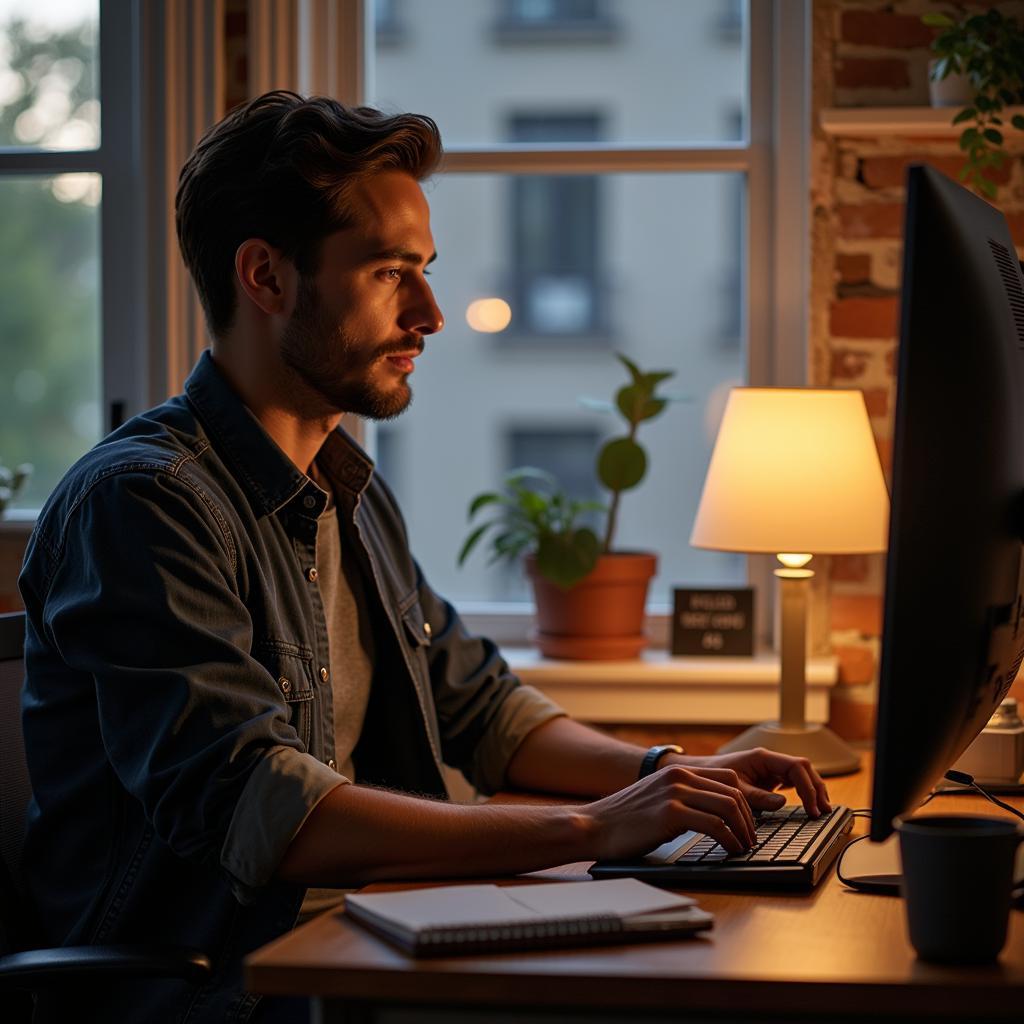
top-left (0, 461), bottom-right (31, 519)
top-left (458, 355), bottom-right (676, 659)
top-left (924, 7), bottom-right (1024, 199)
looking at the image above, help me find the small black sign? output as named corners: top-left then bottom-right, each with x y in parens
top-left (672, 587), bottom-right (755, 657)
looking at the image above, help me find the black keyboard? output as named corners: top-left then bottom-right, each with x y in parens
top-left (589, 805), bottom-right (854, 889)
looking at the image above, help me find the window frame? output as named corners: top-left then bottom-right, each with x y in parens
top-left (301, 0), bottom-right (809, 646)
top-left (0, 0), bottom-right (226, 525)
top-left (0, 0), bottom-right (133, 519)
top-left (337, 0), bottom-right (812, 647)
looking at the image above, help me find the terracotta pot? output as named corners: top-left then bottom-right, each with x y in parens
top-left (525, 551), bottom-right (657, 660)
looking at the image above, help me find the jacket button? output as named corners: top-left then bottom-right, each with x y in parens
top-left (327, 759), bottom-right (337, 771)
top-left (423, 622), bottom-right (432, 638)
top-left (303, 494), bottom-right (317, 510)
top-left (279, 677), bottom-right (292, 694)
top-left (307, 566), bottom-right (319, 582)
top-left (320, 666), bottom-right (329, 683)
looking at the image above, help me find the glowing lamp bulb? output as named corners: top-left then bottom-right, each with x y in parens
top-left (466, 298), bottom-right (512, 333)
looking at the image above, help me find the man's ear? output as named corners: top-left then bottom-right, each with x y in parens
top-left (234, 238), bottom-right (295, 317)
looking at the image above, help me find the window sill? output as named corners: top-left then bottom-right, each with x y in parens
top-left (506, 647), bottom-right (838, 725)
top-left (0, 511), bottom-right (36, 538)
top-left (819, 105), bottom-right (1024, 138)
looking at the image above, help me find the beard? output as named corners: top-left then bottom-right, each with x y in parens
top-left (279, 275), bottom-right (418, 421)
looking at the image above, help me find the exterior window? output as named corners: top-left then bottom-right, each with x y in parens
top-left (495, 0), bottom-right (619, 42)
top-left (508, 115), bottom-right (603, 337)
top-left (0, 3), bottom-right (101, 512)
top-left (495, 426), bottom-right (603, 602)
top-left (507, 426), bottom-right (602, 505)
top-left (504, 0), bottom-right (602, 26)
top-left (363, 0), bottom-right (794, 617)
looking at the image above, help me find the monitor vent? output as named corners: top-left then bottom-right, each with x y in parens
top-left (988, 238), bottom-right (1024, 349)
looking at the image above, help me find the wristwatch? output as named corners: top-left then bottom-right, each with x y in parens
top-left (638, 744), bottom-right (685, 779)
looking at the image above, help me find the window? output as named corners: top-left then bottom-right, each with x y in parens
top-left (1, 3), bottom-right (224, 520)
top-left (0, 2), bottom-right (101, 512)
top-left (494, 0), bottom-right (619, 43)
top-left (318, 1), bottom-right (806, 636)
top-left (508, 114), bottom-right (604, 337)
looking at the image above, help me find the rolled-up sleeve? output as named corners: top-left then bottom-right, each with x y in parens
top-left (468, 683), bottom-right (566, 796)
top-left (417, 572), bottom-right (566, 795)
top-left (221, 746), bottom-right (347, 901)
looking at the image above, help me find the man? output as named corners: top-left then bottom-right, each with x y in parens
top-left (19, 93), bottom-right (830, 1023)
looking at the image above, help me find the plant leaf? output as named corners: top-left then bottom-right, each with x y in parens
top-left (468, 492), bottom-right (501, 518)
top-left (977, 175), bottom-right (998, 199)
top-left (505, 465), bottom-right (556, 486)
top-left (615, 383), bottom-right (648, 423)
top-left (457, 521), bottom-right (494, 565)
top-left (597, 437), bottom-right (647, 492)
top-left (952, 106), bottom-right (976, 124)
top-left (984, 127), bottom-right (1004, 145)
top-left (1012, 114), bottom-right (1024, 131)
top-left (615, 352), bottom-right (644, 385)
top-left (536, 528), bottom-right (600, 589)
top-left (921, 13), bottom-right (954, 28)
top-left (641, 370), bottom-right (674, 389)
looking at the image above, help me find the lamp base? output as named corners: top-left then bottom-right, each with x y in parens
top-left (717, 722), bottom-right (861, 777)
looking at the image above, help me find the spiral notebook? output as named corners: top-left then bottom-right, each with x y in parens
top-left (344, 878), bottom-right (713, 956)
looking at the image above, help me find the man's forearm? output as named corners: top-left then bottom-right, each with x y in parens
top-left (503, 717), bottom-right (649, 797)
top-left (276, 782), bottom-right (593, 887)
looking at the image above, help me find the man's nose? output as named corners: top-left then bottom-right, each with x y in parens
top-left (400, 278), bottom-right (444, 337)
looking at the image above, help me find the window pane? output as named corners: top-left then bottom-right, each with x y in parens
top-left (373, 172), bottom-right (746, 605)
top-left (371, 0), bottom-right (746, 145)
top-left (0, 1), bottom-right (99, 150)
top-left (0, 176), bottom-right (101, 511)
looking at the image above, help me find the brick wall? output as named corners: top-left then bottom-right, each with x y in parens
top-left (812, 0), bottom-right (1024, 740)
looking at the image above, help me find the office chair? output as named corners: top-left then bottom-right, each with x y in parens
top-left (0, 610), bottom-right (211, 1020)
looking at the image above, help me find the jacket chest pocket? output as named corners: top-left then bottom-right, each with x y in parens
top-left (257, 639), bottom-right (316, 751)
top-left (398, 591), bottom-right (432, 669)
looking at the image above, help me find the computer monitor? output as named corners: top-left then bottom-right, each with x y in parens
top-left (870, 164), bottom-right (1024, 841)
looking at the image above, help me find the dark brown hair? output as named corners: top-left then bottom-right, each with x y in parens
top-left (175, 91), bottom-right (442, 338)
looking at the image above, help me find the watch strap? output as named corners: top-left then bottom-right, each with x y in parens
top-left (638, 744), bottom-right (685, 779)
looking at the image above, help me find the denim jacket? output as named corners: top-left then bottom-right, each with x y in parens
top-left (18, 351), bottom-right (563, 1023)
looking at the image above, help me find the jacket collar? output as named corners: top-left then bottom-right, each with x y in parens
top-left (184, 349), bottom-right (374, 517)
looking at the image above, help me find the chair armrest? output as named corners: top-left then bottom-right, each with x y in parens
top-left (0, 944), bottom-right (212, 991)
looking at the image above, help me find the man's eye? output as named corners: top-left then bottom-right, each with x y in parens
top-left (380, 268), bottom-right (401, 281)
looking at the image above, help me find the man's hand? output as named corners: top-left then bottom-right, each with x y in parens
top-left (581, 764), bottom-right (757, 860)
top-left (678, 747), bottom-right (832, 818)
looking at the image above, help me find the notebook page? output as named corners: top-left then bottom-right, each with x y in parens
top-left (500, 879), bottom-right (695, 918)
top-left (346, 885), bottom-right (539, 930)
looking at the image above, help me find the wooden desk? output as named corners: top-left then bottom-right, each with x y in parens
top-left (246, 762), bottom-right (1024, 1022)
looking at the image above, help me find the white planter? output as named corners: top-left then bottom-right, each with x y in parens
top-left (928, 59), bottom-right (974, 108)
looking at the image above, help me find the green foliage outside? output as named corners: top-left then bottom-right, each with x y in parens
top-left (0, 16), bottom-right (101, 511)
top-left (458, 355), bottom-right (678, 589)
top-left (924, 8), bottom-right (1024, 200)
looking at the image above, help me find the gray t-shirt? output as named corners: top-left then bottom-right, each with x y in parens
top-left (298, 494), bottom-right (375, 921)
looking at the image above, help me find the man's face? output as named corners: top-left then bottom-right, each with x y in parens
top-left (279, 170), bottom-right (443, 420)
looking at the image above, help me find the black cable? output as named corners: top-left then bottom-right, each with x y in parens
top-left (943, 769), bottom-right (1024, 823)
top-left (837, 771), bottom-right (1024, 896)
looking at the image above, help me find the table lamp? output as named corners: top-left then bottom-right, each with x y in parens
top-left (690, 388), bottom-right (890, 775)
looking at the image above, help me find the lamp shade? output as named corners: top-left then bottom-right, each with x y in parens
top-left (690, 388), bottom-right (890, 554)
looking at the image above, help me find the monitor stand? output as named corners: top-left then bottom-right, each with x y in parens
top-left (839, 834), bottom-right (902, 895)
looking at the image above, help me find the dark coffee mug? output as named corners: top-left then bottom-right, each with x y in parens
top-left (895, 814), bottom-right (1023, 964)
